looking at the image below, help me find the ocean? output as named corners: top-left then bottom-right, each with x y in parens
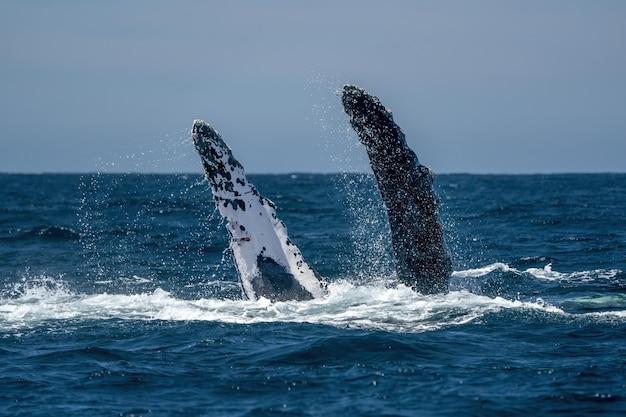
top-left (1, 172), bottom-right (625, 416)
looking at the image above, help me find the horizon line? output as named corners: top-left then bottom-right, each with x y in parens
top-left (2, 170), bottom-right (625, 176)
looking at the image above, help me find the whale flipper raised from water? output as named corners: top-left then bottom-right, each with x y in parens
top-left (192, 120), bottom-right (327, 302)
top-left (341, 85), bottom-right (452, 294)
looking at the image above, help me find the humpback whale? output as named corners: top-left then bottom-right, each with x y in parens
top-left (192, 120), bottom-right (327, 301)
top-left (193, 84), bottom-right (451, 300)
top-left (341, 85), bottom-right (452, 294)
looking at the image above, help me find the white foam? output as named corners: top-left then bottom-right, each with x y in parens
top-left (453, 262), bottom-right (622, 283)
top-left (3, 276), bottom-right (622, 334)
top-left (452, 262), bottom-right (512, 278)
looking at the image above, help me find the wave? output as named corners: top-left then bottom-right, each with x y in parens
top-left (453, 262), bottom-right (622, 283)
top-left (1, 270), bottom-right (624, 334)
top-left (1, 225), bottom-right (81, 241)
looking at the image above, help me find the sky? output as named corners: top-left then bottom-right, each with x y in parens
top-left (1, 1), bottom-right (625, 174)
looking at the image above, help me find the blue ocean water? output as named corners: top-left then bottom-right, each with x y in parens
top-left (1, 172), bottom-right (625, 416)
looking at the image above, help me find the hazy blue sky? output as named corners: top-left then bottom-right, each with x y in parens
top-left (2, 1), bottom-right (625, 174)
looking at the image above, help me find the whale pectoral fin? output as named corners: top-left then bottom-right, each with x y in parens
top-left (340, 85), bottom-right (452, 294)
top-left (192, 119), bottom-right (326, 302)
